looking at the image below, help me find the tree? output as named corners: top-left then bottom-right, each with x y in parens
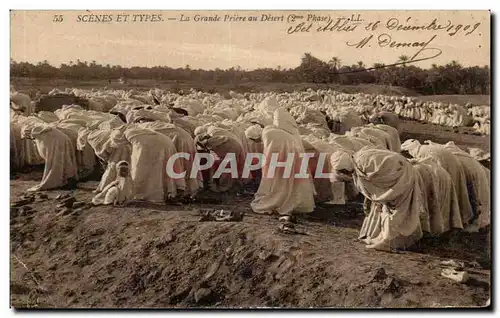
top-left (8, 58), bottom-right (490, 96)
top-left (397, 55), bottom-right (410, 67)
top-left (328, 57), bottom-right (341, 69)
top-left (448, 60), bottom-right (462, 68)
top-left (297, 53), bottom-right (331, 83)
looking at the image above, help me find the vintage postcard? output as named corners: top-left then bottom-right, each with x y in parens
top-left (10, 10), bottom-right (490, 309)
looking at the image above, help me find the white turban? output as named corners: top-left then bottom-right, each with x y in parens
top-left (273, 107), bottom-right (299, 136)
top-left (330, 150), bottom-right (354, 173)
top-left (329, 150), bottom-right (355, 182)
top-left (245, 124), bottom-right (263, 140)
top-left (401, 139), bottom-right (422, 158)
top-left (21, 122), bottom-right (52, 139)
top-left (194, 125), bottom-right (208, 136)
top-left (76, 127), bottom-right (91, 151)
top-left (108, 128), bottom-right (128, 148)
top-left (468, 147), bottom-right (490, 161)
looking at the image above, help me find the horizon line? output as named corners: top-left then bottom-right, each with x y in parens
top-left (10, 58), bottom-right (490, 72)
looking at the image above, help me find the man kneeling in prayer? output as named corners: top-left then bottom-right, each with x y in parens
top-left (251, 107), bottom-right (315, 219)
top-left (92, 160), bottom-right (133, 206)
top-left (194, 126), bottom-right (246, 193)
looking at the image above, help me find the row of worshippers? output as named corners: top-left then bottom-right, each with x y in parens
top-left (20, 107), bottom-right (489, 252)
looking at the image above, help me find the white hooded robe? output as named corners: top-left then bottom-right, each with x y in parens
top-left (251, 108), bottom-right (316, 215)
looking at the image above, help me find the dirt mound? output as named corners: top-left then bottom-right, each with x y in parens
top-left (12, 77), bottom-right (420, 97)
top-left (416, 95), bottom-right (490, 106)
top-left (10, 180), bottom-right (490, 308)
top-left (399, 120), bottom-right (490, 152)
top-left (35, 94), bottom-right (89, 112)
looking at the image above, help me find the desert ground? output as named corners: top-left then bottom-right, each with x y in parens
top-left (10, 81), bottom-right (491, 308)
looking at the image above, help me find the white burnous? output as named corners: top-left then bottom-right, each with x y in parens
top-left (84, 127), bottom-right (132, 194)
top-left (109, 126), bottom-right (180, 202)
top-left (21, 123), bottom-right (78, 192)
top-left (401, 139), bottom-right (474, 228)
top-left (10, 86), bottom-right (490, 255)
top-left (410, 156), bottom-right (464, 235)
top-left (251, 107), bottom-right (316, 216)
top-left (137, 121), bottom-right (201, 197)
top-left (354, 147), bottom-right (425, 251)
top-left (426, 141), bottom-right (491, 231)
top-left (92, 160), bottom-right (133, 206)
top-left (194, 125), bottom-right (246, 192)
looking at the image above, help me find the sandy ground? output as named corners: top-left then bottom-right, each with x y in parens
top-left (10, 119), bottom-right (491, 309)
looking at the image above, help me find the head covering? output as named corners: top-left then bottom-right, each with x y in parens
top-left (76, 127), bottom-right (91, 151)
top-left (468, 147), bottom-right (490, 162)
top-left (273, 107), bottom-right (299, 136)
top-left (256, 96), bottom-right (280, 114)
top-left (86, 129), bottom-right (112, 159)
top-left (21, 123), bottom-right (52, 139)
top-left (61, 104), bottom-right (83, 111)
top-left (330, 150), bottom-right (354, 172)
top-left (108, 128), bottom-right (128, 148)
top-left (117, 160), bottom-right (129, 168)
top-left (245, 124), bottom-right (263, 140)
top-left (400, 139), bottom-right (422, 158)
top-left (37, 111), bottom-right (59, 123)
top-left (423, 140), bottom-right (442, 147)
top-left (194, 125), bottom-right (208, 136)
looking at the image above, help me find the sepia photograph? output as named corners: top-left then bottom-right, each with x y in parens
top-left (9, 9), bottom-right (491, 309)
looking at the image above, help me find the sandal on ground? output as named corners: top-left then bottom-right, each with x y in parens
top-left (198, 209), bottom-right (244, 222)
top-left (279, 215), bottom-right (297, 224)
top-left (440, 259), bottom-right (465, 269)
top-left (441, 268), bottom-right (469, 283)
top-left (278, 223), bottom-right (304, 235)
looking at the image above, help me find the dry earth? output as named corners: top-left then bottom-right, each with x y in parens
top-left (10, 117), bottom-right (491, 309)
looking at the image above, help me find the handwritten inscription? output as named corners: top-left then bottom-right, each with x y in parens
top-left (54, 11), bottom-right (484, 66)
top-left (346, 34), bottom-right (442, 62)
top-left (286, 15), bottom-right (482, 64)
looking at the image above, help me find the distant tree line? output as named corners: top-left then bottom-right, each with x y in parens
top-left (10, 53), bottom-right (490, 95)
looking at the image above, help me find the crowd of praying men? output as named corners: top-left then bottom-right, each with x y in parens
top-left (10, 88), bottom-right (491, 252)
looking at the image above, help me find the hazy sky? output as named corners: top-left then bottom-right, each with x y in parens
top-left (10, 10), bottom-right (490, 70)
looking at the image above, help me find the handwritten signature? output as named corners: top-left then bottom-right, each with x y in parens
top-left (346, 33), bottom-right (442, 63)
